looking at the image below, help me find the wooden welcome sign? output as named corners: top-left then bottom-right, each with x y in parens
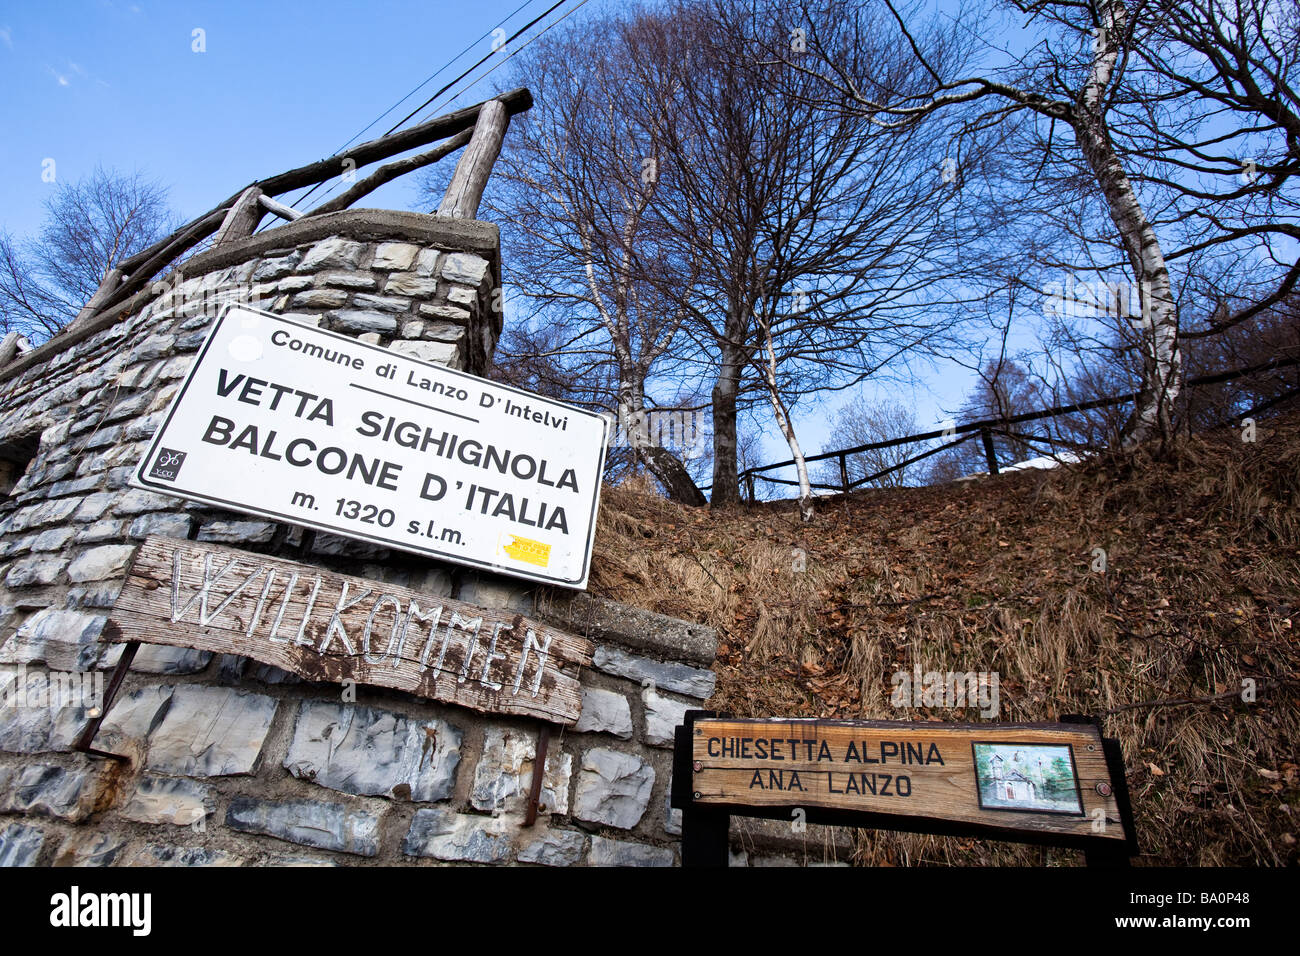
top-left (672, 712), bottom-right (1137, 865)
top-left (108, 536), bottom-right (593, 723)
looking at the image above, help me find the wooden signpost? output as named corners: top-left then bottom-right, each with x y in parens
top-left (672, 711), bottom-right (1137, 865)
top-left (104, 536), bottom-right (593, 723)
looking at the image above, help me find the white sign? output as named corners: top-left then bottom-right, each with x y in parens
top-left (131, 306), bottom-right (609, 588)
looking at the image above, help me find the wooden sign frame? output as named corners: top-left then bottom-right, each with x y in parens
top-left (671, 710), bottom-right (1138, 867)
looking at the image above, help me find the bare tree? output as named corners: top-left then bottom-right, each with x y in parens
top-left (779, 0), bottom-right (1197, 448)
top-left (1, 166), bottom-right (176, 341)
top-left (817, 397), bottom-right (923, 489)
top-left (452, 10), bottom-right (706, 504)
top-left (635, 0), bottom-right (995, 512)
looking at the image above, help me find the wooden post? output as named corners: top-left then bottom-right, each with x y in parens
top-left (438, 99), bottom-right (509, 219)
top-left (674, 711), bottom-right (731, 867)
top-left (212, 187), bottom-right (267, 246)
top-left (257, 194), bottom-right (303, 222)
top-left (0, 331), bottom-right (25, 368)
top-left (981, 427), bottom-right (1000, 475)
top-left (72, 268), bottom-right (125, 326)
top-left (839, 453), bottom-right (849, 492)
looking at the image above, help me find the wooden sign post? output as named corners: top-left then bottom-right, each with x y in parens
top-left (671, 711), bottom-right (1137, 866)
top-left (104, 536), bottom-right (593, 723)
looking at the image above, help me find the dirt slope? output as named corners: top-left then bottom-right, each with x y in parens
top-left (580, 415), bottom-right (1300, 865)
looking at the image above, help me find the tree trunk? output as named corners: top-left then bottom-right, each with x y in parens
top-left (710, 342), bottom-right (743, 506)
top-left (618, 379), bottom-right (707, 506)
top-left (639, 446), bottom-right (707, 506)
top-left (759, 321), bottom-right (814, 521)
top-left (1077, 0), bottom-right (1181, 447)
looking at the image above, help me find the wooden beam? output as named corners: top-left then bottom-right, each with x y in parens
top-left (78, 207), bottom-right (229, 326)
top-left (438, 99), bottom-right (510, 219)
top-left (306, 128), bottom-right (473, 218)
top-left (114, 89), bottom-right (531, 276)
top-left (262, 87), bottom-right (531, 200)
top-left (257, 194), bottom-right (303, 221)
top-left (66, 88), bottom-right (532, 329)
top-left (212, 187), bottom-right (267, 246)
top-left (112, 536), bottom-right (594, 723)
top-left (71, 267), bottom-right (125, 325)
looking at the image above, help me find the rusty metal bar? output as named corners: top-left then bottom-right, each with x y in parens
top-left (524, 723), bottom-right (553, 827)
top-left (71, 637), bottom-right (139, 762)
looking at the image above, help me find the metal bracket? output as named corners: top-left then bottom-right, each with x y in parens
top-left (71, 637), bottom-right (139, 763)
top-left (523, 723), bottom-right (553, 827)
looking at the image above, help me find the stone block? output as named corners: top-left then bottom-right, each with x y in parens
top-left (144, 684), bottom-right (277, 776)
top-left (402, 808), bottom-right (512, 863)
top-left (0, 822), bottom-right (45, 866)
top-left (3, 608), bottom-right (109, 671)
top-left (588, 835), bottom-right (674, 867)
top-left (441, 253), bottom-right (490, 286)
top-left (316, 271), bottom-right (377, 290)
top-left (573, 687), bottom-right (633, 739)
top-left (53, 831), bottom-right (127, 867)
top-left (297, 237), bottom-right (364, 272)
top-left (66, 545), bottom-right (136, 583)
top-left (372, 242), bottom-right (420, 270)
top-left (592, 645), bottom-right (716, 699)
top-left (120, 775), bottom-right (215, 826)
top-left (643, 690), bottom-right (692, 748)
top-left (251, 252), bottom-right (302, 281)
top-left (283, 700), bottom-right (462, 802)
top-left (384, 273), bottom-right (439, 297)
top-left (388, 340), bottom-right (459, 366)
top-left (196, 520), bottom-right (278, 544)
top-left (352, 293), bottom-right (411, 313)
top-left (413, 249), bottom-right (440, 275)
top-left (1, 763), bottom-right (101, 821)
top-left (130, 645), bottom-right (213, 675)
top-left (471, 726), bottom-right (571, 815)
top-left (31, 527), bottom-right (77, 552)
top-left (121, 844), bottom-right (246, 867)
top-left (517, 828), bottom-right (587, 867)
top-left (331, 310), bottom-right (398, 335)
top-left (291, 289), bottom-right (349, 310)
top-left (226, 797), bottom-right (381, 857)
top-left (5, 556), bottom-right (66, 588)
top-left (572, 748), bottom-right (655, 829)
top-left (128, 512), bottom-right (193, 539)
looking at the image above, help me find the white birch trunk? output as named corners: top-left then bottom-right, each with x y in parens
top-left (1080, 0), bottom-right (1181, 446)
top-left (760, 319), bottom-right (814, 521)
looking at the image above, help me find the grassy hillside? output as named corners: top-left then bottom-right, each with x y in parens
top-left (582, 415), bottom-right (1300, 865)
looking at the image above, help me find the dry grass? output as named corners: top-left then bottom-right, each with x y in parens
top-left (573, 413), bottom-right (1300, 866)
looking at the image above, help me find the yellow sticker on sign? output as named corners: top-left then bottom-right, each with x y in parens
top-left (504, 535), bottom-right (551, 567)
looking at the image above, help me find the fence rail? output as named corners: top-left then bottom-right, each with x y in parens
top-left (705, 354), bottom-right (1300, 501)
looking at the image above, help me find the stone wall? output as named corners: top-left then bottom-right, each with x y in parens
top-left (0, 210), bottom-right (846, 867)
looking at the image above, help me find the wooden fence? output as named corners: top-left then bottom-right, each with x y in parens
top-left (711, 354), bottom-right (1300, 501)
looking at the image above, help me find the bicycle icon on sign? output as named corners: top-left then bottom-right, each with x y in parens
top-left (147, 447), bottom-right (188, 481)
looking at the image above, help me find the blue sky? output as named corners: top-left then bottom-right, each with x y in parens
top-left (0, 0), bottom-right (979, 477)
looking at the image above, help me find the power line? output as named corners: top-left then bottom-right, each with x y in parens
top-left (278, 0), bottom-right (547, 215)
top-left (297, 0), bottom-right (593, 216)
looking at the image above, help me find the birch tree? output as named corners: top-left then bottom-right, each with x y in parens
top-left (467, 11), bottom-right (707, 502)
top-left (780, 0), bottom-right (1189, 446)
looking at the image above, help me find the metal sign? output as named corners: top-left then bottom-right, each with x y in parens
top-left (131, 306), bottom-right (609, 588)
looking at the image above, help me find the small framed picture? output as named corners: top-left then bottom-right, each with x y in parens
top-left (973, 742), bottom-right (1084, 815)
